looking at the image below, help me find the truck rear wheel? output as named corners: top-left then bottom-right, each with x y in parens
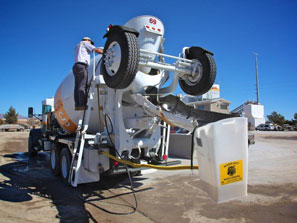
top-left (102, 31), bottom-right (139, 89)
top-left (60, 148), bottom-right (71, 182)
top-left (50, 143), bottom-right (61, 176)
top-left (28, 135), bottom-right (37, 157)
top-left (179, 47), bottom-right (216, 96)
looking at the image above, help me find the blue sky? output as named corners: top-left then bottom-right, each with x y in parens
top-left (0, 0), bottom-right (296, 120)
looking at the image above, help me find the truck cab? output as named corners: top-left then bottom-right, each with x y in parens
top-left (28, 97), bottom-right (57, 156)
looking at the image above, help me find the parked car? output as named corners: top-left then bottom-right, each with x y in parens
top-left (256, 123), bottom-right (274, 131)
top-left (273, 125), bottom-right (283, 131)
top-left (282, 124), bottom-right (294, 131)
top-left (0, 124), bottom-right (25, 132)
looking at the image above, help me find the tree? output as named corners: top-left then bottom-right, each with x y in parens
top-left (267, 111), bottom-right (285, 125)
top-left (0, 119), bottom-right (4, 125)
top-left (284, 119), bottom-right (294, 125)
top-left (4, 106), bottom-right (18, 124)
top-left (294, 113), bottom-right (297, 120)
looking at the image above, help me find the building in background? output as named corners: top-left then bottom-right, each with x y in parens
top-left (181, 84), bottom-right (231, 114)
top-left (181, 82), bottom-right (266, 129)
top-left (231, 102), bottom-right (265, 129)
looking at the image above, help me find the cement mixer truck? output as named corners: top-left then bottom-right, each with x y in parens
top-left (28, 15), bottom-right (248, 202)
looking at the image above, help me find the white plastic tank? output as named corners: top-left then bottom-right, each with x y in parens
top-left (195, 117), bottom-right (248, 203)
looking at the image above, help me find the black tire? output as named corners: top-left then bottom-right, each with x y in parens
top-left (179, 47), bottom-right (216, 96)
top-left (50, 143), bottom-right (61, 176)
top-left (60, 148), bottom-right (71, 182)
top-left (102, 31), bottom-right (139, 89)
top-left (28, 135), bottom-right (37, 157)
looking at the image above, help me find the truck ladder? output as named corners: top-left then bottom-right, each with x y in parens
top-left (69, 53), bottom-right (97, 187)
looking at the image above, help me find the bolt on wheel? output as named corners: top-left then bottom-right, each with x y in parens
top-left (104, 41), bottom-right (122, 77)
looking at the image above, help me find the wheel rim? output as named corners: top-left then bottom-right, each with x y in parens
top-left (184, 61), bottom-right (203, 86)
top-left (104, 41), bottom-right (121, 76)
top-left (51, 150), bottom-right (56, 169)
top-left (61, 155), bottom-right (68, 179)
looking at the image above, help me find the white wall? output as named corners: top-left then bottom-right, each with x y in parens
top-left (168, 134), bottom-right (192, 159)
top-left (243, 104), bottom-right (265, 128)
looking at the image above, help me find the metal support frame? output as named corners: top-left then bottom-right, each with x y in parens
top-left (139, 49), bottom-right (202, 95)
top-left (131, 94), bottom-right (195, 132)
top-left (103, 88), bottom-right (162, 158)
top-left (140, 49), bottom-right (193, 63)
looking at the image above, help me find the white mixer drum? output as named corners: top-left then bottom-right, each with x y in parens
top-left (124, 15), bottom-right (164, 73)
top-left (54, 55), bottom-right (104, 134)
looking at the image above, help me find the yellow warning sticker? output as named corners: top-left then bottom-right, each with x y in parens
top-left (220, 160), bottom-right (243, 185)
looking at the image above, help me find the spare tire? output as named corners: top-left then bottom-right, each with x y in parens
top-left (179, 47), bottom-right (216, 96)
top-left (102, 31), bottom-right (139, 89)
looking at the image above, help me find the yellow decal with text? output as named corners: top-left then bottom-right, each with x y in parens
top-left (220, 160), bottom-right (243, 185)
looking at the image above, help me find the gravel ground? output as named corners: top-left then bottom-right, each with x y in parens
top-left (0, 131), bottom-right (296, 223)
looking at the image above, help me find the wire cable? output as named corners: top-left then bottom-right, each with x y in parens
top-left (103, 112), bottom-right (138, 215)
top-left (191, 126), bottom-right (199, 171)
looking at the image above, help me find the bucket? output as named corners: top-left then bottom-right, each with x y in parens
top-left (195, 117), bottom-right (248, 203)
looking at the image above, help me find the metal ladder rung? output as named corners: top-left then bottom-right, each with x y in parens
top-left (84, 134), bottom-right (96, 139)
top-left (159, 124), bottom-right (168, 128)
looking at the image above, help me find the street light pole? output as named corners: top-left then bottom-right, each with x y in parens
top-left (254, 52), bottom-right (260, 104)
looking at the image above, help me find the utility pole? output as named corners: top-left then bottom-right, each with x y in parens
top-left (254, 52), bottom-right (260, 104)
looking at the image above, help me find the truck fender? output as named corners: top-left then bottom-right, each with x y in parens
top-left (185, 46), bottom-right (214, 58)
top-left (103, 25), bottom-right (139, 39)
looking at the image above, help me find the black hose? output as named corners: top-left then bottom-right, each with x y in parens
top-left (103, 113), bottom-right (138, 215)
top-left (191, 126), bottom-right (198, 170)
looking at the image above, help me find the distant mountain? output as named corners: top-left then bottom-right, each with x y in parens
top-left (0, 114), bottom-right (28, 119)
top-left (18, 115), bottom-right (28, 119)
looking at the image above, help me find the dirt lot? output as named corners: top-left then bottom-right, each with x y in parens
top-left (0, 131), bottom-right (297, 223)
